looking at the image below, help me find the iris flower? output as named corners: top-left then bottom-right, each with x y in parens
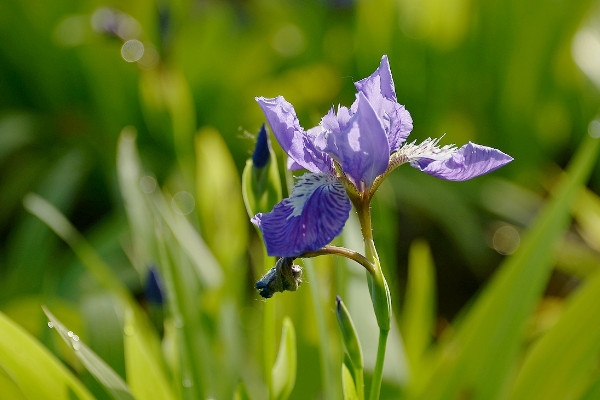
top-left (252, 55), bottom-right (513, 258)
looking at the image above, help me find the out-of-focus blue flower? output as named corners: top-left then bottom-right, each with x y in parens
top-left (144, 266), bottom-right (165, 305)
top-left (252, 55), bottom-right (513, 257)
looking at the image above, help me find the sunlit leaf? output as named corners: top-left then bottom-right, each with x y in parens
top-left (234, 381), bottom-right (253, 400)
top-left (195, 127), bottom-right (248, 269)
top-left (0, 311), bottom-right (94, 400)
top-left (124, 309), bottom-right (176, 400)
top-left (43, 307), bottom-right (134, 400)
top-left (270, 317), bottom-right (297, 400)
top-left (341, 363), bottom-right (359, 400)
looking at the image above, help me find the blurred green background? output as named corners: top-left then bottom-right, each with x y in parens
top-left (1, 0), bottom-right (600, 399)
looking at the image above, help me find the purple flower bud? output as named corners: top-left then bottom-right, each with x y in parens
top-left (252, 124), bottom-right (271, 168)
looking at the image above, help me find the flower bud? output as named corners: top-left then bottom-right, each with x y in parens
top-left (242, 124), bottom-right (282, 218)
top-left (252, 123), bottom-right (270, 168)
top-left (255, 257), bottom-right (302, 298)
top-left (367, 272), bottom-right (391, 331)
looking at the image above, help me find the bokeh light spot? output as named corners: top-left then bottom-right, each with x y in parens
top-left (140, 176), bottom-right (157, 194)
top-left (272, 24), bottom-right (305, 57)
top-left (172, 191), bottom-right (195, 215)
top-left (121, 39), bottom-right (144, 62)
top-left (588, 119), bottom-right (600, 138)
top-left (492, 224), bottom-right (521, 255)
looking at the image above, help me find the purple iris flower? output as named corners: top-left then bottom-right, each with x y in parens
top-left (252, 55), bottom-right (513, 257)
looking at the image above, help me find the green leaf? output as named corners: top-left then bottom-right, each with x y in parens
top-left (336, 296), bottom-right (363, 371)
top-left (43, 307), bottom-right (134, 400)
top-left (508, 268), bottom-right (600, 400)
top-left (401, 239), bottom-right (436, 377)
top-left (270, 317), bottom-right (297, 400)
top-left (23, 193), bottom-right (131, 303)
top-left (124, 309), bottom-right (176, 400)
top-left (415, 134), bottom-right (600, 399)
top-left (196, 127), bottom-right (249, 270)
top-left (154, 223), bottom-right (209, 400)
top-left (0, 364), bottom-right (27, 400)
top-left (342, 363), bottom-right (359, 400)
top-left (0, 311), bottom-right (94, 400)
top-left (116, 127), bottom-right (156, 273)
top-left (234, 381), bottom-right (253, 400)
top-left (148, 187), bottom-right (223, 289)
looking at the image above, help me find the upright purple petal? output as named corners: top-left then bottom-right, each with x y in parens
top-left (317, 93), bottom-right (390, 187)
top-left (256, 96), bottom-right (333, 174)
top-left (251, 173), bottom-right (352, 257)
top-left (354, 55), bottom-right (413, 152)
top-left (385, 103), bottom-right (413, 152)
top-left (405, 140), bottom-right (513, 181)
top-left (355, 55), bottom-right (396, 102)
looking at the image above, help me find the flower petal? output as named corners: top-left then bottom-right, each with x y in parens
top-left (256, 96), bottom-right (333, 174)
top-left (402, 139), bottom-right (513, 181)
top-left (354, 55), bottom-right (413, 152)
top-left (354, 55), bottom-right (396, 102)
top-left (318, 93), bottom-right (390, 187)
top-left (251, 173), bottom-right (352, 257)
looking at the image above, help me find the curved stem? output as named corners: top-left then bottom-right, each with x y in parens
top-left (300, 245), bottom-right (375, 274)
top-left (369, 329), bottom-right (389, 400)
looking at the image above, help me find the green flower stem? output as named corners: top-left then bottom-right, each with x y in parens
top-left (353, 197), bottom-right (391, 400)
top-left (369, 329), bottom-right (389, 400)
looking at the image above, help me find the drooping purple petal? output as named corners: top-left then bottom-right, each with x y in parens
top-left (256, 96), bottom-right (333, 174)
top-left (251, 173), bottom-right (352, 257)
top-left (354, 55), bottom-right (413, 152)
top-left (317, 93), bottom-right (390, 187)
top-left (402, 140), bottom-right (513, 181)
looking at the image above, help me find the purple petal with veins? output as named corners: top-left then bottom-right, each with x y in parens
top-left (251, 173), bottom-right (352, 257)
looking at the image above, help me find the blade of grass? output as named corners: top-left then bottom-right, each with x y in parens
top-left (0, 311), bottom-right (94, 400)
top-left (43, 307), bottom-right (134, 400)
top-left (154, 220), bottom-right (207, 400)
top-left (415, 134), bottom-right (600, 399)
top-left (116, 127), bottom-right (156, 273)
top-left (148, 188), bottom-right (223, 288)
top-left (23, 193), bottom-right (131, 302)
